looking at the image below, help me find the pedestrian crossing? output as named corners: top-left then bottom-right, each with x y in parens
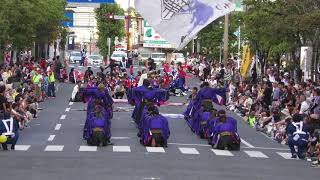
top-left (11, 145), bottom-right (295, 160)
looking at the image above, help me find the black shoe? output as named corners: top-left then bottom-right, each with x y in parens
top-left (11, 145), bottom-right (15, 150)
top-left (291, 154), bottom-right (297, 159)
top-left (2, 144), bottom-right (8, 151)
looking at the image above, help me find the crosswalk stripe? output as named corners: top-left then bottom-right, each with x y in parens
top-left (65, 108), bottom-right (70, 112)
top-left (47, 135), bottom-right (56, 141)
top-left (9, 144), bottom-right (291, 160)
top-left (179, 147), bottom-right (200, 155)
top-left (44, 145), bottom-right (64, 152)
top-left (79, 146), bottom-right (97, 152)
top-left (241, 138), bottom-right (255, 148)
top-left (113, 146), bottom-right (131, 152)
top-left (276, 152), bottom-right (297, 160)
top-left (146, 147), bottom-right (165, 153)
top-left (69, 102), bottom-right (74, 106)
top-left (211, 149), bottom-right (234, 156)
top-left (244, 151), bottom-right (268, 158)
top-left (14, 145), bottom-right (31, 151)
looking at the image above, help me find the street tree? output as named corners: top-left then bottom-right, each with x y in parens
top-left (0, 0), bottom-right (66, 62)
top-left (242, 0), bottom-right (320, 75)
top-left (95, 3), bottom-right (126, 57)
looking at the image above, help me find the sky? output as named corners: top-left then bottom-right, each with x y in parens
top-left (115, 0), bottom-right (135, 10)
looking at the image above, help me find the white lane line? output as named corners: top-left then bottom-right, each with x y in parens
top-left (14, 145), bottom-right (31, 151)
top-left (111, 137), bottom-right (131, 140)
top-left (146, 147), bottom-right (165, 153)
top-left (65, 108), bottom-right (70, 112)
top-left (79, 146), bottom-right (97, 152)
top-left (211, 149), bottom-right (234, 156)
top-left (44, 145), bottom-right (64, 152)
top-left (179, 147), bottom-right (200, 155)
top-left (113, 146), bottom-right (131, 152)
top-left (47, 135), bottom-right (56, 141)
top-left (54, 124), bottom-right (62, 131)
top-left (242, 146), bottom-right (290, 151)
top-left (244, 151), bottom-right (269, 158)
top-left (60, 115), bottom-right (67, 120)
top-left (277, 152), bottom-right (298, 160)
top-left (69, 102), bottom-right (74, 106)
top-left (241, 138), bottom-right (255, 148)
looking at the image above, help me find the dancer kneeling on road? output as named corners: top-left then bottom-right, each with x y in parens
top-left (86, 103), bottom-right (112, 146)
top-left (141, 106), bottom-right (170, 147)
top-left (208, 110), bottom-right (241, 151)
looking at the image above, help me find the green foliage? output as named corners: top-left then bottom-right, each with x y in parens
top-left (59, 27), bottom-right (68, 50)
top-left (242, 0), bottom-right (320, 64)
top-left (0, 0), bottom-right (66, 61)
top-left (197, 12), bottom-right (243, 60)
top-left (95, 4), bottom-right (126, 57)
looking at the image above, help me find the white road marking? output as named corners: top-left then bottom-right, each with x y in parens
top-left (47, 135), bottom-right (56, 141)
top-left (65, 108), bottom-right (71, 112)
top-left (242, 146), bottom-right (290, 151)
top-left (143, 178), bottom-right (160, 180)
top-left (211, 149), bottom-right (234, 156)
top-left (277, 152), bottom-right (297, 160)
top-left (113, 146), bottom-right (131, 152)
top-left (244, 151), bottom-right (268, 158)
top-left (69, 102), bottom-right (74, 106)
top-left (14, 145), bottom-right (31, 151)
top-left (44, 145), bottom-right (64, 152)
top-left (60, 115), bottom-right (66, 120)
top-left (79, 146), bottom-right (97, 152)
top-left (168, 142), bottom-right (289, 151)
top-left (168, 143), bottom-right (211, 147)
top-left (111, 137), bottom-right (131, 140)
top-left (241, 138), bottom-right (255, 148)
top-left (146, 147), bottom-right (165, 153)
top-left (179, 147), bottom-right (200, 155)
top-left (54, 124), bottom-right (62, 130)
top-left (161, 113), bottom-right (184, 119)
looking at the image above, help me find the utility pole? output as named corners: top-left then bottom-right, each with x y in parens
top-left (238, 26), bottom-right (241, 56)
top-left (223, 14), bottom-right (229, 64)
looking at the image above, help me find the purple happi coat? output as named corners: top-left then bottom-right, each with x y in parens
top-left (142, 114), bottom-right (170, 145)
top-left (85, 110), bottom-right (111, 140)
top-left (128, 86), bottom-right (168, 125)
top-left (208, 117), bottom-right (239, 145)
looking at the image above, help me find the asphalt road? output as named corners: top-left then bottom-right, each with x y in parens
top-left (0, 64), bottom-right (319, 180)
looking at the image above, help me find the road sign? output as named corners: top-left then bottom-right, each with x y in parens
top-left (114, 15), bottom-right (125, 20)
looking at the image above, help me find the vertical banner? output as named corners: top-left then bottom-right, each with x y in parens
top-left (240, 45), bottom-right (253, 78)
top-left (300, 46), bottom-right (313, 81)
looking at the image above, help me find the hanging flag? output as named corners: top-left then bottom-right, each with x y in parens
top-left (136, 0), bottom-right (236, 50)
top-left (240, 45), bottom-right (253, 78)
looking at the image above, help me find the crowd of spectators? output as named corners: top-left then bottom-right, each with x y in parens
top-left (0, 56), bottom-right (60, 150)
top-left (186, 55), bottom-right (320, 166)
